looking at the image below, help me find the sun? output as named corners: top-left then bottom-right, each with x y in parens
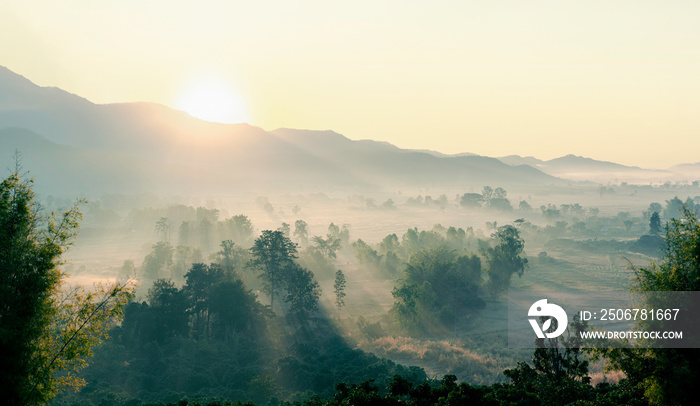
top-left (176, 76), bottom-right (249, 124)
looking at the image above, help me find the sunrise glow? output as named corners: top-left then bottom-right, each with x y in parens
top-left (176, 76), bottom-right (248, 124)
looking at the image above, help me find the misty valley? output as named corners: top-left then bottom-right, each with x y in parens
top-left (31, 182), bottom-right (700, 406)
top-left (3, 65), bottom-right (700, 406)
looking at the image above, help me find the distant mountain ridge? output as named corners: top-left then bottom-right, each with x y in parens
top-left (0, 66), bottom-right (564, 196)
top-left (496, 154), bottom-right (678, 183)
top-left (1, 65), bottom-right (690, 196)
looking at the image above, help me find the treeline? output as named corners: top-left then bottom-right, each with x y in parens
top-left (53, 217), bottom-right (531, 405)
top-left (54, 228), bottom-right (426, 405)
top-left (57, 206), bottom-right (700, 406)
top-left (352, 223), bottom-right (481, 278)
top-left (390, 225), bottom-right (526, 334)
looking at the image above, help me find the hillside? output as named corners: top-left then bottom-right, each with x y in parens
top-left (498, 154), bottom-right (676, 183)
top-left (1, 66), bottom-right (559, 197)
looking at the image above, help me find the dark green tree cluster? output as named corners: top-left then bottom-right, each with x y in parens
top-left (333, 269), bottom-right (346, 318)
top-left (482, 225), bottom-right (528, 296)
top-left (122, 263), bottom-right (266, 345)
top-left (148, 365), bottom-right (646, 406)
top-left (392, 246), bottom-right (483, 333)
top-left (354, 225), bottom-right (476, 278)
top-left (141, 240), bottom-right (175, 280)
top-left (593, 205), bottom-right (700, 405)
top-left (1, 170), bottom-right (133, 405)
top-left (249, 230), bottom-right (321, 320)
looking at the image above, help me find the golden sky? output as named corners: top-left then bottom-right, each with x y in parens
top-left (2, 1), bottom-right (699, 168)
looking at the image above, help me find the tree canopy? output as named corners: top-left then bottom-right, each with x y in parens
top-left (482, 225), bottom-right (528, 296)
top-left (0, 170), bottom-right (133, 404)
top-left (596, 205), bottom-right (700, 405)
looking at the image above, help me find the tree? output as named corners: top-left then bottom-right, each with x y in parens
top-left (183, 263), bottom-right (225, 337)
top-left (212, 239), bottom-right (244, 276)
top-left (248, 230), bottom-right (298, 312)
top-left (645, 202), bottom-right (663, 220)
top-left (504, 315), bottom-right (592, 406)
top-left (334, 269), bottom-right (347, 318)
top-left (278, 222), bottom-right (291, 238)
top-left (199, 216), bottom-right (214, 254)
top-left (208, 279), bottom-right (265, 339)
top-left (172, 245), bottom-right (202, 280)
top-left (312, 234), bottom-right (342, 259)
top-left (155, 216), bottom-right (170, 242)
top-left (664, 196), bottom-right (684, 220)
top-left (327, 222), bottom-right (350, 245)
top-left (0, 171), bottom-right (133, 405)
top-left (649, 211), bottom-right (661, 235)
top-left (489, 194), bottom-right (513, 211)
top-left (177, 220), bottom-right (192, 246)
top-left (141, 241), bottom-right (173, 280)
top-left (596, 205), bottom-right (700, 405)
top-left (283, 264), bottom-right (321, 320)
top-left (294, 219), bottom-right (309, 245)
top-left (144, 278), bottom-right (189, 340)
top-left (392, 246), bottom-right (483, 332)
top-left (353, 239), bottom-right (383, 268)
top-left (483, 225), bottom-right (528, 296)
top-left (519, 200), bottom-right (532, 212)
top-left (481, 186), bottom-right (494, 206)
top-left (460, 193), bottom-right (484, 208)
top-left (220, 214), bottom-right (254, 245)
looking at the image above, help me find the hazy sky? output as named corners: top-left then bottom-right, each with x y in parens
top-left (2, 1), bottom-right (699, 168)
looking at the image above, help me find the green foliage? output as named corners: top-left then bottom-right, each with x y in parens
top-left (333, 270), bottom-right (346, 317)
top-left (297, 244), bottom-right (336, 280)
top-left (249, 230), bottom-right (299, 312)
top-left (459, 186), bottom-right (512, 211)
top-left (663, 196), bottom-right (685, 220)
top-left (142, 241), bottom-right (174, 280)
top-left (635, 206), bottom-right (700, 292)
top-left (500, 315), bottom-right (647, 406)
top-left (353, 224), bottom-right (477, 279)
top-left (274, 336), bottom-right (426, 399)
top-left (326, 223), bottom-right (350, 246)
top-left (221, 214), bottom-right (254, 246)
top-left (482, 225), bottom-right (528, 296)
top-left (143, 279), bottom-right (190, 340)
top-left (122, 261), bottom-right (266, 346)
top-left (0, 171), bottom-right (133, 405)
top-left (249, 230), bottom-right (321, 319)
top-left (311, 235), bottom-right (341, 260)
top-left (211, 240), bottom-right (247, 276)
top-left (488, 187), bottom-right (512, 211)
top-left (648, 211), bottom-right (661, 235)
top-left (58, 297), bottom-right (425, 405)
top-left (392, 246), bottom-right (483, 332)
top-left (353, 239), bottom-right (383, 268)
top-left (283, 264), bottom-right (321, 321)
top-left (459, 192), bottom-right (484, 208)
top-left (595, 205), bottom-right (700, 405)
top-left (293, 220), bottom-right (309, 246)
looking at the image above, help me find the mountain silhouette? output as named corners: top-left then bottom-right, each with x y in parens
top-left (1, 65), bottom-right (559, 196)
